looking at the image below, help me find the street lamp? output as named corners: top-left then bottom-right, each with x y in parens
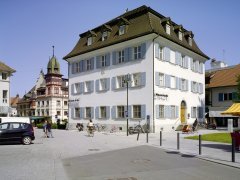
top-left (124, 74), bottom-right (131, 136)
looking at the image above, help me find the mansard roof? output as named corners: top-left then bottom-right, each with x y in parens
top-left (64, 5), bottom-right (208, 60)
top-left (0, 61), bottom-right (16, 73)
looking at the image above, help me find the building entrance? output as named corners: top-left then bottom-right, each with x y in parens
top-left (180, 101), bottom-right (187, 123)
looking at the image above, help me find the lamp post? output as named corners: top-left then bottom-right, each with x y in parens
top-left (124, 74), bottom-right (131, 136)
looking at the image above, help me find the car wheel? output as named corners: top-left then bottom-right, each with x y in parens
top-left (22, 136), bottom-right (32, 145)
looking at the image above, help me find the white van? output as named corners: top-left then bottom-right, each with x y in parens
top-left (0, 117), bottom-right (31, 124)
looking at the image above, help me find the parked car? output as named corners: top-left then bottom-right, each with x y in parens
top-left (0, 122), bottom-right (35, 145)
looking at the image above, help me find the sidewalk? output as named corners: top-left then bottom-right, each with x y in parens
top-left (128, 129), bottom-right (240, 168)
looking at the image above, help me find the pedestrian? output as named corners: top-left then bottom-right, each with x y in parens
top-left (43, 120), bottom-right (48, 138)
top-left (46, 121), bottom-right (54, 138)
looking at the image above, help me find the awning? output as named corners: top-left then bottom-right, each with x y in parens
top-left (221, 103), bottom-right (240, 116)
top-left (30, 116), bottom-right (47, 120)
top-left (209, 111), bottom-right (237, 117)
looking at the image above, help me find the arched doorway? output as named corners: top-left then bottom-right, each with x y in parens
top-left (180, 101), bottom-right (187, 123)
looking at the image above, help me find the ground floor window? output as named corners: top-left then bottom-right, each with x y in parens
top-left (133, 105), bottom-right (141, 118)
top-left (117, 106), bottom-right (125, 118)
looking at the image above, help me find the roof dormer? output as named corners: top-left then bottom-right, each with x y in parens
top-left (117, 17), bottom-right (130, 36)
top-left (86, 30), bottom-right (97, 46)
top-left (174, 25), bottom-right (183, 41)
top-left (161, 17), bottom-right (172, 35)
top-left (184, 31), bottom-right (194, 46)
top-left (101, 24), bottom-right (112, 41)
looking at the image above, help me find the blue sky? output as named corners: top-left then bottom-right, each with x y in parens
top-left (1, 0), bottom-right (240, 97)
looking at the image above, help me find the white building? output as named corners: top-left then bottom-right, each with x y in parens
top-left (0, 61), bottom-right (16, 117)
top-left (64, 6), bottom-right (209, 132)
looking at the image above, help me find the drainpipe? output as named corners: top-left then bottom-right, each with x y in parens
top-left (152, 33), bottom-right (160, 133)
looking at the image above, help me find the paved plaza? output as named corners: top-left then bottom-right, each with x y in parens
top-left (0, 128), bottom-right (239, 180)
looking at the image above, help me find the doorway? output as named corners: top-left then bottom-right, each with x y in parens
top-left (180, 101), bottom-right (187, 123)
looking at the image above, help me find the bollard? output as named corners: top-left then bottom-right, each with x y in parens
top-left (160, 131), bottom-right (162, 146)
top-left (177, 132), bottom-right (180, 150)
top-left (232, 137), bottom-right (235, 162)
top-left (137, 131), bottom-right (140, 141)
top-left (199, 134), bottom-right (202, 155)
top-left (146, 131), bottom-right (149, 143)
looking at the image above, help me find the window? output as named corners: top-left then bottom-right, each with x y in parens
top-left (0, 123), bottom-right (9, 130)
top-left (74, 83), bottom-right (81, 94)
top-left (46, 101), bottom-right (49, 106)
top-left (64, 111), bottom-right (68, 116)
top-left (100, 106), bottom-right (107, 118)
top-left (57, 100), bottom-right (61, 107)
top-left (42, 101), bottom-right (44, 106)
top-left (86, 59), bottom-right (91, 70)
top-left (41, 110), bottom-right (44, 116)
top-left (57, 111), bottom-right (61, 116)
top-left (178, 31), bottom-right (182, 41)
top-left (192, 81), bottom-right (198, 93)
top-left (2, 90), bottom-right (7, 103)
top-left (87, 37), bottom-right (92, 46)
top-left (100, 79), bottom-right (107, 91)
top-left (229, 93), bottom-right (233, 100)
top-left (101, 55), bottom-right (106, 67)
top-left (133, 45), bottom-right (141, 60)
top-left (75, 108), bottom-right (80, 118)
top-left (191, 107), bottom-right (197, 118)
top-left (166, 24), bottom-right (171, 35)
top-left (85, 107), bottom-right (91, 118)
top-left (85, 81), bottom-right (91, 93)
top-left (188, 37), bottom-right (192, 46)
top-left (181, 79), bottom-right (188, 91)
top-left (54, 87), bottom-right (59, 94)
top-left (159, 105), bottom-right (164, 118)
top-left (132, 73), bottom-right (141, 87)
top-left (119, 25), bottom-right (125, 35)
top-left (170, 106), bottom-right (176, 118)
top-left (2, 73), bottom-right (7, 80)
top-left (64, 101), bottom-right (68, 106)
top-left (159, 73), bottom-right (164, 87)
top-left (159, 47), bottom-right (163, 60)
top-left (118, 50), bottom-right (125, 63)
top-left (117, 75), bottom-right (125, 88)
top-left (170, 76), bottom-right (176, 89)
top-left (102, 31), bottom-right (108, 41)
top-left (37, 101), bottom-right (40, 107)
top-left (117, 106), bottom-right (125, 118)
top-left (133, 105), bottom-right (141, 118)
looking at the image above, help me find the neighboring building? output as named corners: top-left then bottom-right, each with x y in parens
top-left (64, 5), bottom-right (209, 131)
top-left (17, 53), bottom-right (69, 123)
top-left (10, 94), bottom-right (20, 116)
top-left (0, 61), bottom-right (16, 117)
top-left (205, 62), bottom-right (240, 128)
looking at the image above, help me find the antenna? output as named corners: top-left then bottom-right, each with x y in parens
top-left (52, 45), bottom-right (55, 57)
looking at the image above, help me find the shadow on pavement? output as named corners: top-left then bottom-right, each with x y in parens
top-left (202, 143), bottom-right (232, 152)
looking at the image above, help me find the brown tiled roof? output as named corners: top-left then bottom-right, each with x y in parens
top-left (10, 96), bottom-right (21, 107)
top-left (64, 5), bottom-right (208, 60)
top-left (206, 64), bottom-right (240, 88)
top-left (0, 61), bottom-right (16, 73)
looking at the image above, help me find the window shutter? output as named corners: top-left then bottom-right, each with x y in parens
top-left (106, 106), bottom-right (110, 119)
top-left (232, 92), bottom-right (237, 101)
top-left (155, 43), bottom-right (160, 59)
top-left (96, 80), bottom-right (99, 92)
top-left (95, 107), bottom-right (99, 119)
top-left (141, 72), bottom-right (146, 86)
top-left (175, 52), bottom-right (180, 65)
top-left (191, 107), bottom-right (194, 118)
top-left (175, 106), bottom-right (179, 118)
top-left (96, 56), bottom-right (101, 68)
top-left (186, 80), bottom-right (189, 91)
top-left (71, 63), bottom-right (75, 74)
top-left (80, 107), bottom-right (84, 119)
top-left (191, 81), bottom-right (193, 92)
top-left (199, 83), bottom-right (203, 94)
top-left (71, 84), bottom-right (75, 95)
top-left (164, 47), bottom-right (170, 62)
top-left (79, 61), bottom-right (83, 72)
top-left (190, 57), bottom-right (193, 70)
top-left (90, 81), bottom-right (94, 93)
top-left (91, 107), bottom-right (94, 118)
top-left (111, 106), bottom-right (116, 119)
top-left (80, 82), bottom-right (84, 94)
top-left (112, 52), bottom-right (116, 65)
top-left (165, 74), bottom-right (171, 88)
top-left (124, 48), bottom-right (129, 62)
top-left (106, 53), bottom-right (110, 66)
top-left (184, 56), bottom-right (189, 69)
top-left (155, 72), bottom-right (160, 86)
top-left (71, 108), bottom-right (74, 118)
top-left (140, 43), bottom-right (146, 59)
top-left (198, 107), bottom-right (203, 118)
top-left (178, 78), bottom-right (182, 90)
top-left (128, 105), bottom-right (132, 118)
top-left (175, 77), bottom-right (179, 90)
top-left (82, 60), bottom-right (86, 72)
top-left (156, 105), bottom-right (160, 119)
top-left (106, 78), bottom-right (110, 91)
top-left (141, 105), bottom-right (146, 119)
top-left (128, 47), bottom-right (133, 61)
top-left (164, 105), bottom-right (170, 118)
top-left (90, 57), bottom-right (94, 70)
top-left (218, 93), bottom-right (223, 101)
top-left (112, 77), bottom-right (116, 90)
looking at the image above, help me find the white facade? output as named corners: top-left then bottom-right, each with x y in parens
top-left (67, 34), bottom-right (207, 132)
top-left (0, 70), bottom-right (11, 116)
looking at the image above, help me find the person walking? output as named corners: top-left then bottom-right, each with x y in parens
top-left (46, 121), bottom-right (54, 138)
top-left (43, 120), bottom-right (48, 138)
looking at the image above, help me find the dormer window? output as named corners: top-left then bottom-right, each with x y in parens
top-left (188, 37), bottom-right (192, 46)
top-left (166, 24), bottom-right (171, 35)
top-left (119, 25), bottom-right (125, 35)
top-left (102, 31), bottom-right (108, 41)
top-left (184, 31), bottom-right (194, 46)
top-left (178, 31), bottom-right (183, 41)
top-left (87, 37), bottom-right (93, 46)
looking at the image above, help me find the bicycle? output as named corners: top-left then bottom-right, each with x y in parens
top-left (128, 120), bottom-right (146, 135)
top-left (95, 124), bottom-right (107, 132)
top-left (110, 125), bottom-right (118, 133)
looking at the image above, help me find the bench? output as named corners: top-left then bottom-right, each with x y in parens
top-left (230, 131), bottom-right (240, 150)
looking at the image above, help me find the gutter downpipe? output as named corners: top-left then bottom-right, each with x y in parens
top-left (152, 33), bottom-right (160, 133)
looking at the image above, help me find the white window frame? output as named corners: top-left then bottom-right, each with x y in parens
top-left (57, 100), bottom-right (61, 107)
top-left (2, 72), bottom-right (7, 80)
top-left (133, 45), bottom-right (141, 60)
top-left (85, 81), bottom-right (91, 93)
top-left (74, 83), bottom-right (80, 94)
top-left (86, 59), bottom-right (91, 70)
top-left (178, 31), bottom-right (182, 41)
top-left (181, 79), bottom-right (187, 91)
top-left (166, 24), bottom-right (171, 35)
top-left (118, 50), bottom-right (125, 63)
top-left (170, 106), bottom-right (176, 119)
top-left (133, 105), bottom-right (141, 119)
top-left (159, 105), bottom-right (164, 118)
top-left (117, 106), bottom-right (125, 118)
top-left (102, 31), bottom-right (108, 41)
top-left (159, 73), bottom-right (165, 87)
top-left (170, 76), bottom-right (176, 89)
top-left (101, 55), bottom-right (106, 67)
top-left (117, 75), bottom-right (125, 89)
top-left (100, 106), bottom-right (107, 118)
top-left (119, 25), bottom-right (125, 35)
top-left (100, 78), bottom-right (107, 91)
top-left (132, 73), bottom-right (141, 87)
top-left (159, 47), bottom-right (164, 60)
top-left (85, 107), bottom-right (91, 119)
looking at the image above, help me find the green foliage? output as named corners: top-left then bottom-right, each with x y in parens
top-left (184, 133), bottom-right (232, 143)
top-left (36, 123), bottom-right (43, 129)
